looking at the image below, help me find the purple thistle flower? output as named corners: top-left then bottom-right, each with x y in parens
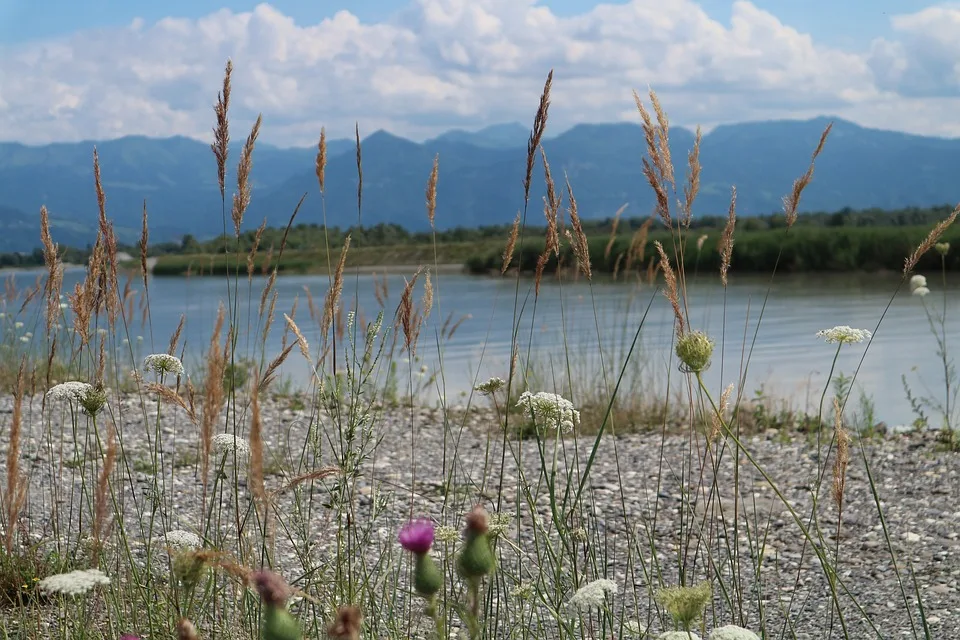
top-left (398, 519), bottom-right (435, 555)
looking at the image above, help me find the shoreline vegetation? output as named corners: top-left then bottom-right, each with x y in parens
top-left (2, 204), bottom-right (960, 277)
top-left (3, 59), bottom-right (960, 640)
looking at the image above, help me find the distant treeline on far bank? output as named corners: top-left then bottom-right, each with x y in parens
top-left (6, 203), bottom-right (960, 277)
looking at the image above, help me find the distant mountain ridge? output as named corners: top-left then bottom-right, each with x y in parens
top-left (1, 117), bottom-right (959, 252)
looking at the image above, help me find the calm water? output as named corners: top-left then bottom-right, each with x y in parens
top-left (10, 268), bottom-right (960, 428)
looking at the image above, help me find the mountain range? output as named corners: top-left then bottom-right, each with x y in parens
top-left (1, 117), bottom-right (959, 252)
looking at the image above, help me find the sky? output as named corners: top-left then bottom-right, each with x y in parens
top-left (0, 0), bottom-right (957, 146)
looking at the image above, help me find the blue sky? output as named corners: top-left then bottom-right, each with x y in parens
top-left (0, 0), bottom-right (957, 145)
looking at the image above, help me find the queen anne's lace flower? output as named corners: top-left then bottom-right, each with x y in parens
top-left (434, 525), bottom-right (459, 543)
top-left (47, 381), bottom-right (94, 402)
top-left (913, 286), bottom-right (930, 297)
top-left (708, 626), bottom-right (761, 640)
top-left (475, 377), bottom-right (506, 395)
top-left (143, 353), bottom-right (185, 376)
top-left (815, 326), bottom-right (872, 345)
top-left (910, 274), bottom-right (927, 290)
top-left (164, 529), bottom-right (202, 550)
top-left (517, 391), bottom-right (581, 432)
top-left (566, 578), bottom-right (618, 611)
top-left (487, 512), bottom-right (512, 537)
top-left (213, 433), bottom-right (251, 457)
top-left (38, 569), bottom-right (110, 596)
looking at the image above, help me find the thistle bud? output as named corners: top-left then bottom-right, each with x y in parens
top-left (457, 505), bottom-right (496, 579)
top-left (414, 551), bottom-right (443, 597)
top-left (253, 570), bottom-right (302, 640)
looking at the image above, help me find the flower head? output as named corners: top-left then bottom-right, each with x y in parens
top-left (657, 581), bottom-right (712, 630)
top-left (143, 353), bottom-right (185, 376)
top-left (566, 578), bottom-right (618, 611)
top-left (910, 274), bottom-right (927, 291)
top-left (47, 381), bottom-right (94, 403)
top-left (327, 605), bottom-right (362, 640)
top-left (475, 376), bottom-right (506, 395)
top-left (708, 626), bottom-right (761, 640)
top-left (912, 285), bottom-right (930, 297)
top-left (457, 505), bottom-right (496, 579)
top-left (815, 326), bottom-right (872, 345)
top-left (516, 391), bottom-right (580, 432)
top-left (398, 519), bottom-right (434, 555)
top-left (936, 242), bottom-right (951, 256)
top-left (676, 330), bottom-right (715, 373)
top-left (213, 433), bottom-right (251, 457)
top-left (38, 568), bottom-right (110, 596)
top-left (164, 529), bottom-right (202, 550)
top-left (434, 525), bottom-right (459, 543)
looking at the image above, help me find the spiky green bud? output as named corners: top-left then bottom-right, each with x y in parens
top-left (262, 604), bottom-right (302, 640)
top-left (414, 552), bottom-right (443, 597)
top-left (457, 506), bottom-right (495, 579)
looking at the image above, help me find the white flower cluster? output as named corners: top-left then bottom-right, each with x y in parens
top-left (164, 529), bottom-right (202, 550)
top-left (516, 391), bottom-right (581, 432)
top-left (38, 568), bottom-right (110, 596)
top-left (474, 376), bottom-right (506, 395)
top-left (434, 525), bottom-right (459, 543)
top-left (487, 512), bottom-right (512, 537)
top-left (910, 274), bottom-right (930, 298)
top-left (46, 381), bottom-right (94, 403)
top-left (213, 433), bottom-right (251, 458)
top-left (143, 353), bottom-right (185, 376)
top-left (708, 626), bottom-right (761, 640)
top-left (566, 578), bottom-right (618, 611)
top-left (815, 325), bottom-right (872, 345)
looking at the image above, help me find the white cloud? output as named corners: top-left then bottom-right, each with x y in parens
top-left (1, 0), bottom-right (959, 145)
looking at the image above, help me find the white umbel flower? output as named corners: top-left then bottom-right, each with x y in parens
top-left (38, 569), bottom-right (110, 596)
top-left (566, 578), bottom-right (618, 611)
top-left (815, 326), bottom-right (872, 344)
top-left (910, 274), bottom-right (927, 291)
top-left (517, 391), bottom-right (581, 432)
top-left (912, 286), bottom-right (930, 297)
top-left (164, 529), bottom-right (202, 550)
top-left (474, 377), bottom-right (506, 395)
top-left (709, 626), bottom-right (761, 640)
top-left (143, 353), bottom-right (184, 376)
top-left (47, 381), bottom-right (94, 402)
top-left (213, 433), bottom-right (251, 457)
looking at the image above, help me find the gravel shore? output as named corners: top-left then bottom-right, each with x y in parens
top-left (2, 391), bottom-right (958, 638)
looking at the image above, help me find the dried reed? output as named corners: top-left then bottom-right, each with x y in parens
top-left (719, 187), bottom-right (737, 287)
top-left (783, 123), bottom-right (832, 228)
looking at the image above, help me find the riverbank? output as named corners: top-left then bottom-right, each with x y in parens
top-left (3, 391), bottom-right (958, 637)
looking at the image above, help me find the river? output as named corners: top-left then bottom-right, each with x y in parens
top-left (5, 267), bottom-right (957, 430)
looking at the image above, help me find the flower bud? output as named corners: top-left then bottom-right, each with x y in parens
top-left (263, 605), bottom-right (302, 640)
top-left (414, 551), bottom-right (443, 597)
top-left (457, 505), bottom-right (496, 579)
top-left (675, 330), bottom-right (714, 373)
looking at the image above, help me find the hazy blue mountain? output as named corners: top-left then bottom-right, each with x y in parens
top-left (2, 117), bottom-right (960, 251)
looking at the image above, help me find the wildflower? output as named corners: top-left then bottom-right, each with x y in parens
top-left (910, 274), bottom-right (927, 291)
top-left (38, 568), bottom-right (110, 596)
top-left (79, 385), bottom-right (107, 416)
top-left (676, 330), bottom-right (714, 373)
top-left (457, 504), bottom-right (496, 579)
top-left (566, 578), bottom-right (618, 611)
top-left (172, 551), bottom-right (209, 588)
top-left (59, 302), bottom-right (68, 310)
top-left (24, 332), bottom-right (32, 338)
top-left (510, 583), bottom-right (534, 600)
top-left (164, 529), bottom-right (202, 550)
top-left (176, 619), bottom-right (199, 640)
top-left (936, 242), bottom-right (951, 256)
top-left (487, 512), bottom-right (512, 537)
top-left (18, 336), bottom-right (28, 343)
top-left (913, 286), bottom-right (930, 297)
top-left (658, 581), bottom-right (712, 631)
top-left (14, 321), bottom-right (22, 329)
top-left (516, 391), bottom-right (580, 432)
top-left (47, 381), bottom-right (94, 402)
top-left (570, 526), bottom-right (588, 541)
top-left (708, 626), bottom-right (761, 640)
top-left (435, 525), bottom-right (459, 543)
top-left (475, 376), bottom-right (506, 395)
top-left (815, 326), bottom-right (871, 345)
top-left (399, 519), bottom-right (442, 597)
top-left (143, 353), bottom-right (184, 376)
top-left (213, 433), bottom-right (251, 458)
top-left (253, 570), bottom-right (302, 640)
